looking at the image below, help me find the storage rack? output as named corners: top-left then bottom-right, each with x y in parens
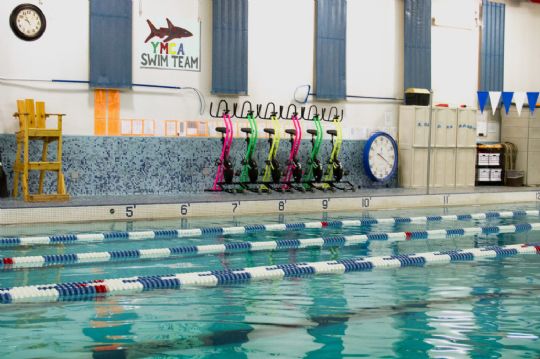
top-left (475, 144), bottom-right (504, 185)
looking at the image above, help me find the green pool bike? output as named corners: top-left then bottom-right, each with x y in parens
top-left (302, 105), bottom-right (324, 191)
top-left (259, 103), bottom-right (283, 193)
top-left (320, 107), bottom-right (356, 192)
top-left (235, 101), bottom-right (261, 193)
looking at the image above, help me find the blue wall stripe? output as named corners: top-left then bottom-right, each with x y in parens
top-left (404, 0), bottom-right (431, 90)
top-left (480, 0), bottom-right (505, 91)
top-left (316, 0), bottom-right (347, 100)
top-left (211, 0), bottom-right (248, 95)
top-left (89, 0), bottom-right (132, 89)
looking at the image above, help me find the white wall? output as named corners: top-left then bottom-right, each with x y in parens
top-left (431, 0), bottom-right (480, 107)
top-left (0, 0), bottom-right (539, 138)
top-left (504, 1), bottom-right (540, 93)
top-left (0, 0), bottom-right (91, 134)
top-left (345, 0), bottom-right (404, 139)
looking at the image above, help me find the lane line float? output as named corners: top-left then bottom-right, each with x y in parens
top-left (3, 223), bottom-right (539, 270)
top-left (1, 243), bottom-right (538, 304)
top-left (1, 210), bottom-right (538, 248)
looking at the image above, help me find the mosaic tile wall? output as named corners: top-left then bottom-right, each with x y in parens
top-left (0, 134), bottom-right (397, 196)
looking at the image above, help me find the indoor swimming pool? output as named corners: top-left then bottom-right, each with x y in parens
top-left (1, 203), bottom-right (540, 358)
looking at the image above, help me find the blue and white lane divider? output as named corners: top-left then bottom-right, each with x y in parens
top-left (1, 243), bottom-right (539, 304)
top-left (3, 222), bottom-right (540, 270)
top-left (1, 210), bottom-right (539, 248)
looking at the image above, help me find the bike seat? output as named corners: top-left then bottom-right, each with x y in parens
top-left (241, 127), bottom-right (252, 134)
top-left (215, 127), bottom-right (227, 134)
top-left (285, 129), bottom-right (297, 136)
top-left (307, 129), bottom-right (318, 136)
top-left (264, 128), bottom-right (275, 135)
top-left (326, 129), bottom-right (338, 136)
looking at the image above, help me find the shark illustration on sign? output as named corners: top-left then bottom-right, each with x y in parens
top-left (145, 18), bottom-right (193, 43)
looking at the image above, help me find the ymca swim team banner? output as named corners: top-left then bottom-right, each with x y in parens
top-left (138, 17), bottom-right (201, 72)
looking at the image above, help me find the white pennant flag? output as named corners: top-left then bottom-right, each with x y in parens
top-left (489, 91), bottom-right (501, 115)
top-left (514, 92), bottom-right (526, 117)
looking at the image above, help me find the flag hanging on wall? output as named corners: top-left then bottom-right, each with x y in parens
top-left (477, 91), bottom-right (489, 114)
top-left (514, 92), bottom-right (526, 116)
top-left (527, 92), bottom-right (539, 115)
top-left (489, 91), bottom-right (501, 115)
top-left (501, 92), bottom-right (513, 115)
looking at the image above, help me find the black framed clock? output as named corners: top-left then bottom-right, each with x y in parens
top-left (10, 4), bottom-right (46, 41)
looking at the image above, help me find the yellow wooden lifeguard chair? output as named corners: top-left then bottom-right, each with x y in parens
top-left (12, 99), bottom-right (69, 202)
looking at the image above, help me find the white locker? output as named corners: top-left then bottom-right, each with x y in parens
top-left (398, 106), bottom-right (431, 149)
top-left (398, 106), bottom-right (414, 149)
top-left (444, 149), bottom-right (457, 187)
top-left (446, 110), bottom-right (457, 147)
top-left (455, 149), bottom-right (476, 187)
top-left (414, 107), bottom-right (430, 147)
top-left (457, 109), bottom-right (477, 148)
top-left (431, 109), bottom-right (447, 147)
top-left (399, 148), bottom-right (429, 188)
top-left (430, 149), bottom-right (446, 187)
top-left (399, 105), bottom-right (478, 189)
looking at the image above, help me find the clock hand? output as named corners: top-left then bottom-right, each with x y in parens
top-left (377, 153), bottom-right (391, 166)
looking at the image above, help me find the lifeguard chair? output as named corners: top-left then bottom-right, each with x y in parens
top-left (12, 99), bottom-right (69, 202)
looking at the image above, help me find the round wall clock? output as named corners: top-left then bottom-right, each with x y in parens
top-left (10, 4), bottom-right (47, 41)
top-left (363, 131), bottom-right (398, 182)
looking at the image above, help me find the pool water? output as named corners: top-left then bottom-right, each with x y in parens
top-left (1, 203), bottom-right (540, 358)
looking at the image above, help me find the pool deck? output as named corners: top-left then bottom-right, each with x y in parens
top-left (1, 186), bottom-right (539, 225)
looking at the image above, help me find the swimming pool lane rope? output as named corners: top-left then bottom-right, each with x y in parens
top-left (1, 210), bottom-right (539, 248)
top-left (1, 243), bottom-right (539, 304)
top-left (3, 222), bottom-right (539, 270)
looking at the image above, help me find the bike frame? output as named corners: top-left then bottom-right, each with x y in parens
top-left (211, 109), bottom-right (233, 191)
top-left (282, 112), bottom-right (302, 189)
top-left (321, 115), bottom-right (343, 188)
top-left (238, 109), bottom-right (258, 184)
top-left (303, 112), bottom-right (323, 187)
top-left (260, 112), bottom-right (281, 191)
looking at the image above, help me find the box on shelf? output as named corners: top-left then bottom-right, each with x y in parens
top-left (488, 153), bottom-right (500, 166)
top-left (490, 169), bottom-right (502, 182)
top-left (478, 153), bottom-right (490, 166)
top-left (477, 168), bottom-right (490, 181)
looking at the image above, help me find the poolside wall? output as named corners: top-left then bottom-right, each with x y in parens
top-left (0, 134), bottom-right (396, 196)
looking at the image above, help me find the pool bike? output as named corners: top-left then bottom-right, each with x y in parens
top-left (206, 100), bottom-right (235, 192)
top-left (235, 101), bottom-right (260, 193)
top-left (259, 103), bottom-right (283, 193)
top-left (281, 104), bottom-right (305, 192)
top-left (302, 106), bottom-right (324, 191)
top-left (320, 107), bottom-right (356, 192)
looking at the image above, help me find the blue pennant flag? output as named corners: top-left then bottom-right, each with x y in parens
top-left (502, 92), bottom-right (514, 114)
top-left (477, 91), bottom-right (489, 114)
top-left (527, 92), bottom-right (539, 115)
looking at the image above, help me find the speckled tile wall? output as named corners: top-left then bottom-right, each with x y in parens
top-left (0, 134), bottom-right (397, 196)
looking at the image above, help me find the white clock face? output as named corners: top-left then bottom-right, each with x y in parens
top-left (15, 8), bottom-right (43, 38)
top-left (368, 135), bottom-right (396, 180)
